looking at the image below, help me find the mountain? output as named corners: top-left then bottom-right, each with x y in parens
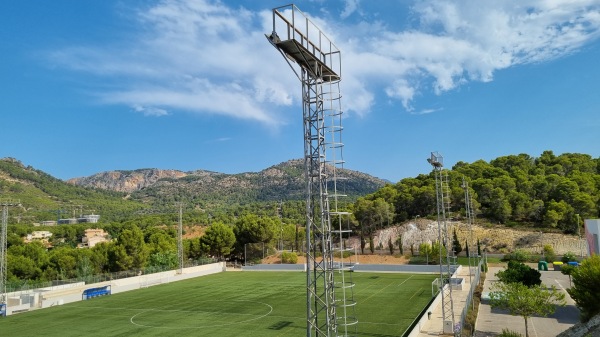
top-left (0, 157), bottom-right (148, 223)
top-left (67, 159), bottom-right (389, 207)
top-left (67, 169), bottom-right (188, 193)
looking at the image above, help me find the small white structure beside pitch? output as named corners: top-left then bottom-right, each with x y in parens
top-left (584, 219), bottom-right (600, 256)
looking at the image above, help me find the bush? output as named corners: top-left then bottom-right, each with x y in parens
top-left (568, 255), bottom-right (600, 322)
top-left (281, 252), bottom-right (298, 264)
top-left (497, 261), bottom-right (541, 287)
top-left (503, 249), bottom-right (530, 262)
top-left (543, 245), bottom-right (556, 263)
top-left (561, 251), bottom-right (577, 264)
top-left (333, 251), bottom-right (353, 259)
top-left (498, 328), bottom-right (523, 337)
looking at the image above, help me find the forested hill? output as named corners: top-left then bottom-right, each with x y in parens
top-left (0, 158), bottom-right (148, 223)
top-left (356, 151), bottom-right (599, 234)
top-left (0, 158), bottom-right (387, 223)
top-left (68, 159), bottom-right (389, 209)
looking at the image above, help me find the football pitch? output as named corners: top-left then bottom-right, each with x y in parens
top-left (0, 271), bottom-right (436, 337)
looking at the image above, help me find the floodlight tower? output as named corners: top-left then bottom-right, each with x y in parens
top-left (1, 200), bottom-right (20, 310)
top-left (427, 152), bottom-right (455, 334)
top-left (462, 176), bottom-right (476, 309)
top-left (267, 5), bottom-right (357, 336)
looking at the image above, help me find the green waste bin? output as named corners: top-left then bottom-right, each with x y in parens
top-left (538, 261), bottom-right (548, 271)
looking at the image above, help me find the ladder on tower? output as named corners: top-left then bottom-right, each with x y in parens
top-left (266, 5), bottom-right (356, 336)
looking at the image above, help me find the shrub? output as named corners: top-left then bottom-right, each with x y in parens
top-left (498, 328), bottom-right (523, 337)
top-left (281, 251), bottom-right (298, 264)
top-left (543, 245), bottom-right (556, 263)
top-left (503, 249), bottom-right (530, 262)
top-left (561, 251), bottom-right (577, 264)
top-left (333, 251), bottom-right (353, 259)
top-left (568, 255), bottom-right (600, 322)
top-left (481, 260), bottom-right (488, 272)
top-left (497, 261), bottom-right (541, 287)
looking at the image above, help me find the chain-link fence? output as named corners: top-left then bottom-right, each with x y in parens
top-left (6, 257), bottom-right (216, 294)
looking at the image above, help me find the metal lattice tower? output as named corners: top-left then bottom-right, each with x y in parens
top-left (427, 152), bottom-right (455, 335)
top-left (1, 200), bottom-right (20, 307)
top-left (267, 5), bottom-right (357, 336)
top-left (462, 176), bottom-right (476, 309)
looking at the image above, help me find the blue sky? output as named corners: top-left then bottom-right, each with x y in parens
top-left (1, 0), bottom-right (599, 183)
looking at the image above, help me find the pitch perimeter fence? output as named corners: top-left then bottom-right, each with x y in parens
top-left (456, 257), bottom-right (483, 336)
top-left (3, 258), bottom-right (219, 316)
top-left (5, 258), bottom-right (216, 294)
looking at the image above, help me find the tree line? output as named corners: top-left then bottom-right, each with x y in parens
top-left (6, 213), bottom-right (302, 288)
top-left (351, 151), bottom-right (599, 234)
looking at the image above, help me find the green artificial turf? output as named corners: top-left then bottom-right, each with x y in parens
top-left (0, 271), bottom-right (436, 337)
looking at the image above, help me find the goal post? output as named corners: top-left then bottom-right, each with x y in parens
top-left (244, 243), bottom-right (276, 265)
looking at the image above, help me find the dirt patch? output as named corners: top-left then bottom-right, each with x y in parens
top-left (262, 253), bottom-right (409, 265)
top-left (183, 225), bottom-right (205, 239)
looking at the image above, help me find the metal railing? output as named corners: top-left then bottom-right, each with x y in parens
top-left (456, 257), bottom-right (484, 336)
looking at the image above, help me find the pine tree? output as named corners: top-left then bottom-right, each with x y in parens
top-left (452, 228), bottom-right (462, 256)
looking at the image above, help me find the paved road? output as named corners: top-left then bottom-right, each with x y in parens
top-left (474, 266), bottom-right (579, 337)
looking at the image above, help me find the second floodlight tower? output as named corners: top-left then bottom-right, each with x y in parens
top-left (427, 152), bottom-right (455, 334)
top-left (267, 4), bottom-right (357, 337)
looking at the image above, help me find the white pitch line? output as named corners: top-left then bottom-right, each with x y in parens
top-left (398, 274), bottom-right (414, 286)
top-left (554, 279), bottom-right (566, 291)
top-left (408, 288), bottom-right (423, 301)
top-left (530, 318), bottom-right (538, 337)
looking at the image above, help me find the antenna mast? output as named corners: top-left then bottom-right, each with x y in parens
top-left (267, 5), bottom-right (357, 336)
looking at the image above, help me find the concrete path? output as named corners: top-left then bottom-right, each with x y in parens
top-left (416, 265), bottom-right (477, 336)
top-left (474, 266), bottom-right (579, 337)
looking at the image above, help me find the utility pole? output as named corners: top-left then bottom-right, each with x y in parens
top-left (176, 202), bottom-right (184, 274)
top-left (576, 214), bottom-right (583, 257)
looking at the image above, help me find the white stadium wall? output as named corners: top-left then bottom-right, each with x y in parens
top-left (584, 219), bottom-right (600, 256)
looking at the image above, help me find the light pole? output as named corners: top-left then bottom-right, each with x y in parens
top-left (576, 214), bottom-right (583, 257)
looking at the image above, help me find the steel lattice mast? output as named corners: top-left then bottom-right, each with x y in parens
top-left (462, 176), bottom-right (476, 309)
top-left (1, 200), bottom-right (20, 309)
top-left (427, 152), bottom-right (455, 334)
top-left (176, 202), bottom-right (184, 274)
top-left (266, 5), bottom-right (357, 336)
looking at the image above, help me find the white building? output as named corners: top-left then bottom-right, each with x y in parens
top-left (26, 231), bottom-right (53, 242)
top-left (584, 219), bottom-right (600, 256)
top-left (79, 228), bottom-right (110, 248)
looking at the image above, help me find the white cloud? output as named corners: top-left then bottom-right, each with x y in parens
top-left (339, 0), bottom-right (600, 112)
top-left (412, 108), bottom-right (443, 115)
top-left (48, 0), bottom-right (600, 120)
top-left (133, 105), bottom-right (169, 117)
top-left (204, 137), bottom-right (231, 143)
top-left (340, 0), bottom-right (360, 19)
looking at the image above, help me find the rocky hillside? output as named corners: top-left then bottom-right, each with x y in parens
top-left (68, 159), bottom-right (389, 206)
top-left (67, 169), bottom-right (189, 193)
top-left (367, 220), bottom-right (585, 256)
